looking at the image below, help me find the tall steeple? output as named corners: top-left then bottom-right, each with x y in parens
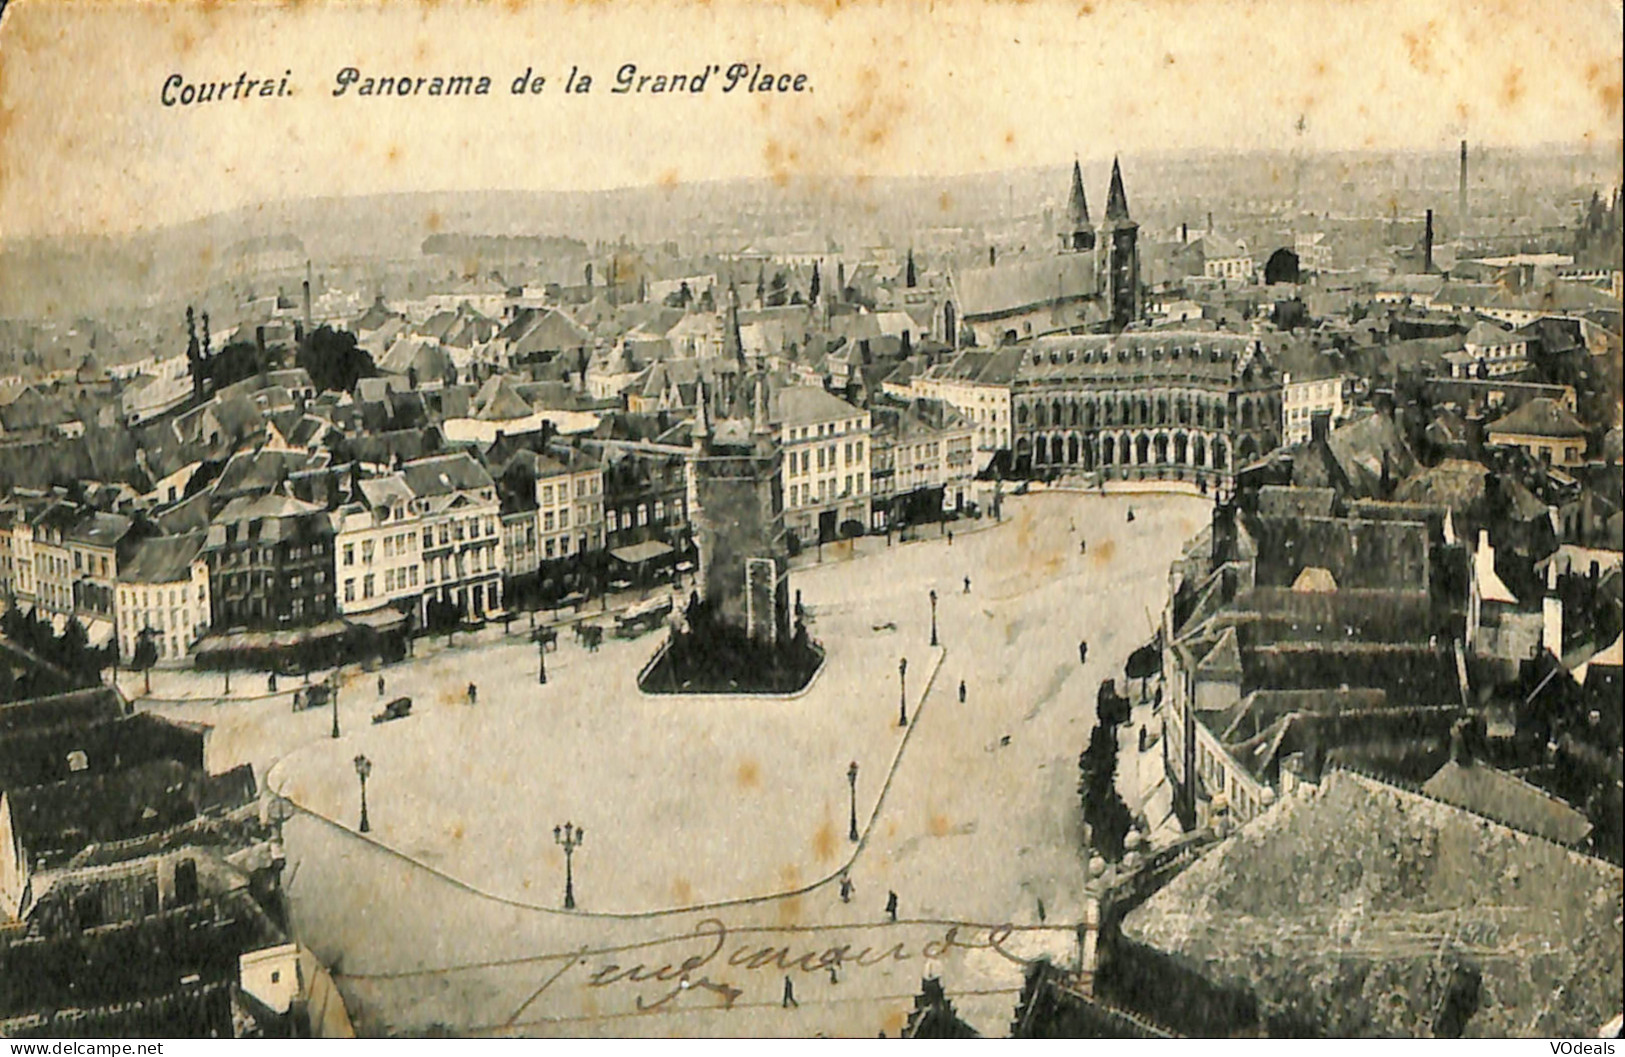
top-left (1105, 156), bottom-right (1132, 222)
top-left (1102, 156), bottom-right (1139, 332)
top-left (1062, 159), bottom-right (1094, 253)
top-left (724, 282), bottom-right (745, 367)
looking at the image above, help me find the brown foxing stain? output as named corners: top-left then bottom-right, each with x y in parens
top-left (671, 877), bottom-right (693, 904)
top-left (811, 818), bottom-right (837, 862)
top-left (937, 190), bottom-right (953, 212)
top-left (927, 812), bottom-right (951, 837)
top-left (777, 866), bottom-right (802, 925)
top-left (1586, 62), bottom-right (1623, 115)
top-left (1090, 538), bottom-right (1117, 566)
top-left (736, 758), bottom-right (761, 789)
top-left (1401, 23), bottom-right (1437, 75)
top-left (1500, 65), bottom-right (1524, 106)
top-left (425, 209), bottom-right (443, 233)
top-left (385, 143), bottom-right (404, 166)
top-left (881, 1008), bottom-right (907, 1036)
top-left (657, 168), bottom-right (680, 191)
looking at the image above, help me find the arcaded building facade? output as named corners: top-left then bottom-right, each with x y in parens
top-left (1010, 331), bottom-right (1282, 493)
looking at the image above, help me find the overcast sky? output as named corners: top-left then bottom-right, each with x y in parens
top-left (1, 0), bottom-right (1620, 239)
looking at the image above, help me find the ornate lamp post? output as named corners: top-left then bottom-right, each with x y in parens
top-left (329, 672), bottom-right (341, 739)
top-left (898, 657), bottom-right (909, 727)
top-left (554, 821), bottom-right (584, 909)
top-left (929, 589), bottom-right (938, 647)
top-left (353, 753), bottom-right (372, 832)
top-left (847, 761), bottom-right (860, 842)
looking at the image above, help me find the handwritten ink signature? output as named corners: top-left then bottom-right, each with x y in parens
top-left (586, 918), bottom-right (1024, 1013)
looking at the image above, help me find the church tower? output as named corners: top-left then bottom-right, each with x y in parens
top-left (1060, 159), bottom-right (1095, 253)
top-left (1103, 157), bottom-right (1140, 331)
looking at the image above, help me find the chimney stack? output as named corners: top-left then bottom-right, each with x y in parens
top-left (1543, 561), bottom-right (1563, 656)
top-left (1424, 209), bottom-right (1435, 274)
top-left (1181, 222), bottom-right (1188, 244)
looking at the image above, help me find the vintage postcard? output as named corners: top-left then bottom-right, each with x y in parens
top-left (0, 0), bottom-right (1621, 1041)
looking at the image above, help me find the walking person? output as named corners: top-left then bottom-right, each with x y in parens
top-left (885, 890), bottom-right (898, 922)
top-left (377, 674), bottom-right (386, 697)
top-left (467, 682), bottom-right (478, 705)
top-left (1079, 640), bottom-right (1088, 665)
top-left (782, 975), bottom-right (799, 1008)
top-left (963, 575), bottom-right (971, 593)
top-left (1080, 538), bottom-right (1087, 555)
top-left (958, 679), bottom-right (967, 704)
top-left (947, 530), bottom-right (954, 546)
top-left (839, 876), bottom-right (854, 903)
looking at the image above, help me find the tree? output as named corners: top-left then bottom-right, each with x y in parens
top-left (905, 249), bottom-right (917, 288)
top-left (132, 628), bottom-right (159, 695)
top-left (298, 325), bottom-right (377, 394)
top-left (1125, 640), bottom-right (1162, 702)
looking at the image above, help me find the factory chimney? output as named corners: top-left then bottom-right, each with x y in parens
top-left (302, 259), bottom-right (313, 338)
top-left (1458, 140), bottom-right (1468, 224)
top-left (1424, 209), bottom-right (1435, 274)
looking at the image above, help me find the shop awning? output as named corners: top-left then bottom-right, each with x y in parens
top-left (346, 607), bottom-right (409, 632)
top-left (609, 540), bottom-right (674, 565)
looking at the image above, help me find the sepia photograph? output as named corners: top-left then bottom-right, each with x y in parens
top-left (0, 0), bottom-right (1621, 1040)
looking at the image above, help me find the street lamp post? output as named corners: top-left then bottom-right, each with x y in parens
top-left (554, 821), bottom-right (584, 909)
top-left (353, 753), bottom-right (371, 832)
top-left (929, 589), bottom-right (938, 647)
top-left (330, 673), bottom-right (341, 739)
top-left (898, 657), bottom-right (909, 727)
top-left (847, 761), bottom-right (860, 842)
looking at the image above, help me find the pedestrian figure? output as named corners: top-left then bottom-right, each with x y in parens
top-left (1079, 641), bottom-right (1088, 665)
top-left (963, 576), bottom-right (971, 594)
top-left (829, 965), bottom-right (840, 985)
top-left (467, 682), bottom-right (478, 705)
top-left (885, 890), bottom-right (898, 922)
top-left (1080, 538), bottom-right (1087, 555)
top-left (377, 674), bottom-right (386, 697)
top-left (839, 876), bottom-right (854, 903)
top-left (267, 673), bottom-right (277, 693)
top-left (1139, 726), bottom-right (1148, 752)
top-left (782, 975), bottom-right (799, 1008)
top-left (1127, 507), bottom-right (1135, 522)
top-left (947, 530), bottom-right (953, 546)
top-left (958, 679), bottom-right (967, 704)
top-left (291, 689), bottom-right (302, 712)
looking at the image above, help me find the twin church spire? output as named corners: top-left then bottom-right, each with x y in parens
top-left (1062, 155), bottom-right (1134, 253)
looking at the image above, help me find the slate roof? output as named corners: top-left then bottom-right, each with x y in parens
top-left (1421, 759), bottom-right (1593, 846)
top-left (1121, 769), bottom-right (1624, 1038)
top-left (1487, 397), bottom-right (1587, 439)
top-left (118, 531), bottom-right (207, 585)
top-left (470, 375), bottom-right (534, 421)
top-left (399, 452), bottom-right (494, 498)
top-left (951, 254), bottom-right (1097, 320)
top-left (771, 386), bottom-right (862, 428)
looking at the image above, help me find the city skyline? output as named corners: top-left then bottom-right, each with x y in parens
top-left (0, 0), bottom-right (1620, 240)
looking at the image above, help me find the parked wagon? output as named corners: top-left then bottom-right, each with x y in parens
top-left (614, 597), bottom-right (674, 639)
top-left (373, 697), bottom-right (413, 724)
top-left (533, 625), bottom-right (560, 652)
